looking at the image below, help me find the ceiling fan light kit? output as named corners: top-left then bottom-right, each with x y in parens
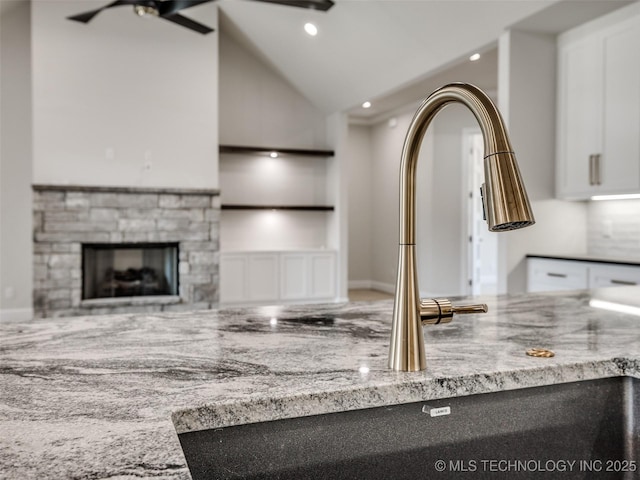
top-left (67, 0), bottom-right (335, 35)
top-left (133, 5), bottom-right (160, 17)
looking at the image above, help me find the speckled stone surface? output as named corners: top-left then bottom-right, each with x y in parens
top-left (2, 287), bottom-right (640, 479)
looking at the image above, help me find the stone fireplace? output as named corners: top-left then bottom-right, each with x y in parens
top-left (32, 185), bottom-right (220, 318)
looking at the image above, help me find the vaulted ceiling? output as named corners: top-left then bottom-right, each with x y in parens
top-left (10, 0), bottom-right (633, 121)
top-left (217, 0), bottom-right (634, 118)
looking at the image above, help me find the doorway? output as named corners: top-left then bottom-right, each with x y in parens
top-left (464, 129), bottom-right (498, 296)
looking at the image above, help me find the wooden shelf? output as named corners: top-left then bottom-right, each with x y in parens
top-left (219, 145), bottom-right (334, 157)
top-left (222, 204), bottom-right (334, 211)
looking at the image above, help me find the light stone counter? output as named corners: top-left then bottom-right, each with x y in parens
top-left (2, 288), bottom-right (640, 479)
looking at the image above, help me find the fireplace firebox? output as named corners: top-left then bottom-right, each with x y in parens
top-left (82, 243), bottom-right (179, 300)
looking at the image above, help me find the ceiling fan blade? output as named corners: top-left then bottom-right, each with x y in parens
top-left (67, 0), bottom-right (138, 23)
top-left (158, 0), bottom-right (214, 16)
top-left (252, 0), bottom-right (334, 11)
top-left (161, 13), bottom-right (215, 34)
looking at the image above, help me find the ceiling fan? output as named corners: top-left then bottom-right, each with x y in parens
top-left (67, 0), bottom-right (335, 35)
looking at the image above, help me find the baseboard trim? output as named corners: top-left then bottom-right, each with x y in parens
top-left (0, 308), bottom-right (34, 322)
top-left (370, 281), bottom-right (395, 294)
top-left (348, 280), bottom-right (396, 294)
top-left (348, 280), bottom-right (373, 290)
top-left (348, 280), bottom-right (457, 298)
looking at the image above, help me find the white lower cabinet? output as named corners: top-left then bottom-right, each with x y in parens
top-left (589, 264), bottom-right (640, 289)
top-left (527, 257), bottom-right (640, 293)
top-left (309, 253), bottom-right (336, 299)
top-left (527, 258), bottom-right (588, 292)
top-left (220, 250), bottom-right (337, 305)
top-left (248, 254), bottom-right (279, 302)
top-left (280, 254), bottom-right (308, 300)
top-left (219, 254), bottom-right (248, 303)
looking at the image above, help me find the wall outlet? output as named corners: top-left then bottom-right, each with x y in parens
top-left (144, 150), bottom-right (153, 170)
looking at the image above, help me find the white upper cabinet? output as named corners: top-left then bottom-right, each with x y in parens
top-left (556, 6), bottom-right (640, 200)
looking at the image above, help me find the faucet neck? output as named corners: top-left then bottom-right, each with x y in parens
top-left (398, 83), bottom-right (513, 245)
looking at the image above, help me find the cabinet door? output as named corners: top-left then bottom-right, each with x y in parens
top-left (600, 17), bottom-right (640, 194)
top-left (527, 258), bottom-right (589, 293)
top-left (280, 254), bottom-right (308, 300)
top-left (557, 36), bottom-right (602, 199)
top-left (248, 254), bottom-right (279, 301)
top-left (589, 264), bottom-right (640, 288)
top-left (557, 12), bottom-right (640, 199)
top-left (309, 252), bottom-right (336, 299)
top-left (220, 254), bottom-right (249, 303)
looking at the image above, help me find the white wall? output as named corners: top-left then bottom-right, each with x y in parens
top-left (345, 124), bottom-right (372, 286)
top-left (218, 31), bottom-right (327, 148)
top-left (0, 0), bottom-right (33, 320)
top-left (356, 102), bottom-right (477, 296)
top-left (31, 0), bottom-right (219, 189)
top-left (326, 111), bottom-right (349, 301)
top-left (588, 199), bottom-right (640, 259)
top-left (498, 29), bottom-right (587, 293)
top-left (424, 104), bottom-right (477, 296)
top-left (369, 111), bottom-right (413, 291)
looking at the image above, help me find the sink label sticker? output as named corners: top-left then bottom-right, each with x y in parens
top-left (423, 405), bottom-right (451, 417)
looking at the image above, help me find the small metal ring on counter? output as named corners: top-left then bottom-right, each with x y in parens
top-left (526, 348), bottom-right (555, 358)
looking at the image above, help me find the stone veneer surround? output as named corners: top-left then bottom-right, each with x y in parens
top-left (32, 185), bottom-right (220, 318)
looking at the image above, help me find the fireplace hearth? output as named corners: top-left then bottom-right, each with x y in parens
top-left (33, 185), bottom-right (220, 318)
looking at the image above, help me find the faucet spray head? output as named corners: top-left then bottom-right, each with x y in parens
top-left (483, 151), bottom-right (535, 232)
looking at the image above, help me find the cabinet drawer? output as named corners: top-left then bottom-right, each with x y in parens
top-left (527, 259), bottom-right (589, 292)
top-left (589, 264), bottom-right (640, 288)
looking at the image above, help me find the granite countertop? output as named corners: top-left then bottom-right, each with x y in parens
top-left (526, 253), bottom-right (640, 266)
top-left (2, 288), bottom-right (640, 479)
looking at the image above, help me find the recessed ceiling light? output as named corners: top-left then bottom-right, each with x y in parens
top-left (469, 53), bottom-right (481, 62)
top-left (362, 101), bottom-right (372, 109)
top-left (304, 23), bottom-right (318, 36)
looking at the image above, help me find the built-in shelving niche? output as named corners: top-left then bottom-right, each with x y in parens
top-left (218, 144), bottom-right (338, 304)
top-left (218, 145), bottom-right (336, 213)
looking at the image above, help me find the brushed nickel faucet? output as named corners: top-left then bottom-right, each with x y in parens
top-left (389, 83), bottom-right (535, 371)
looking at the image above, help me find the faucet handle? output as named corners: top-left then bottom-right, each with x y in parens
top-left (420, 298), bottom-right (488, 325)
top-left (451, 304), bottom-right (488, 315)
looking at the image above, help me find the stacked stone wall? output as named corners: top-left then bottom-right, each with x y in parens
top-left (32, 185), bottom-right (220, 318)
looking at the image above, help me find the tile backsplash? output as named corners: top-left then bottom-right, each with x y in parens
top-left (587, 199), bottom-right (640, 260)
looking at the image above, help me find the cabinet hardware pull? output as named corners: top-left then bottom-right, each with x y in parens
top-left (595, 153), bottom-right (602, 186)
top-left (610, 279), bottom-right (637, 286)
top-left (589, 154), bottom-right (595, 186)
top-left (547, 272), bottom-right (567, 278)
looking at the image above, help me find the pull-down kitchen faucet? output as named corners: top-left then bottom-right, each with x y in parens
top-left (389, 83), bottom-right (535, 371)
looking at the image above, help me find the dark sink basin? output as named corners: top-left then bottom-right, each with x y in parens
top-left (178, 377), bottom-right (639, 479)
